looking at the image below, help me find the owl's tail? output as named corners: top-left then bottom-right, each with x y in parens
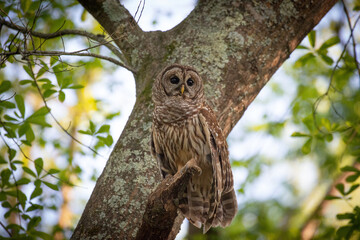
top-left (180, 182), bottom-right (212, 229)
top-left (180, 183), bottom-right (237, 233)
top-left (203, 188), bottom-right (237, 233)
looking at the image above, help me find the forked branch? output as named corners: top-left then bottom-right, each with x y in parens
top-left (136, 159), bottom-right (201, 240)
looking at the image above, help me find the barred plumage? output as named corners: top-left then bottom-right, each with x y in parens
top-left (151, 64), bottom-right (237, 233)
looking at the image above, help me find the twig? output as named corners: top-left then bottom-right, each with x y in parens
top-left (0, 221), bottom-right (11, 237)
top-left (0, 18), bottom-right (131, 69)
top-left (134, 0), bottom-right (146, 23)
top-left (342, 1), bottom-right (360, 83)
top-left (0, 92), bottom-right (16, 102)
top-left (312, 15), bottom-right (360, 133)
top-left (1, 49), bottom-right (134, 72)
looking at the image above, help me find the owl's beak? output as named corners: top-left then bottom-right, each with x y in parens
top-left (180, 84), bottom-right (185, 95)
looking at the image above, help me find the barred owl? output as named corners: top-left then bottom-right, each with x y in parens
top-left (151, 64), bottom-right (238, 233)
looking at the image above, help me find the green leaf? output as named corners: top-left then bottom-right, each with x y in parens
top-left (30, 230), bottom-right (52, 240)
top-left (341, 166), bottom-right (359, 172)
top-left (81, 8), bottom-right (87, 21)
top-left (325, 134), bottom-right (333, 142)
top-left (319, 53), bottom-right (334, 65)
top-left (4, 126), bottom-right (16, 138)
top-left (23, 65), bottom-right (35, 79)
top-left (0, 100), bottom-right (16, 109)
top-left (105, 135), bottom-right (113, 146)
top-left (346, 184), bottom-right (359, 195)
top-left (301, 138), bottom-right (312, 155)
top-left (17, 178), bottom-right (31, 185)
top-left (23, 166), bottom-right (36, 178)
top-left (319, 36), bottom-right (340, 50)
top-left (12, 160), bottom-right (23, 165)
top-left (89, 121), bottom-right (96, 134)
top-left (28, 107), bottom-right (49, 119)
top-left (0, 156), bottom-right (7, 164)
top-left (30, 187), bottom-right (42, 200)
top-left (0, 191), bottom-right (6, 201)
top-left (291, 132), bottom-right (309, 137)
top-left (26, 204), bottom-right (43, 212)
top-left (308, 30), bottom-right (316, 48)
top-left (295, 53), bottom-right (316, 67)
top-left (18, 190), bottom-right (27, 209)
top-left (97, 124), bottom-right (110, 134)
top-left (19, 80), bottom-right (33, 85)
top-left (78, 129), bottom-right (93, 135)
top-left (336, 213), bottom-right (354, 220)
top-left (34, 179), bottom-right (41, 187)
top-left (58, 90), bottom-right (65, 102)
top-left (2, 200), bottom-right (11, 208)
top-left (18, 123), bottom-right (30, 137)
top-left (296, 45), bottom-right (309, 50)
top-left (336, 226), bottom-right (353, 238)
top-left (15, 95), bottom-right (25, 118)
top-left (34, 158), bottom-right (43, 176)
top-left (42, 181), bottom-right (59, 191)
top-left (105, 112), bottom-right (120, 120)
top-left (50, 56), bottom-right (59, 67)
top-left (8, 148), bottom-right (16, 160)
top-left (43, 89), bottom-right (57, 98)
top-left (346, 174), bottom-right (359, 183)
top-left (325, 195), bottom-right (341, 200)
top-left (67, 84), bottom-right (84, 89)
top-left (37, 78), bottom-right (51, 84)
top-left (27, 216), bottom-right (41, 230)
top-left (4, 114), bottom-right (18, 122)
top-left (27, 107), bottom-right (51, 127)
top-left (0, 80), bottom-right (11, 94)
top-left (20, 0), bottom-right (31, 12)
top-left (1, 169), bottom-right (11, 185)
top-left (47, 168), bottom-right (60, 175)
top-left (97, 135), bottom-right (113, 147)
top-left (336, 183), bottom-right (345, 195)
top-left (36, 65), bottom-right (49, 79)
top-left (25, 126), bottom-right (35, 144)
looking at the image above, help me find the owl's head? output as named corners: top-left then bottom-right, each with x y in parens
top-left (152, 64), bottom-right (204, 106)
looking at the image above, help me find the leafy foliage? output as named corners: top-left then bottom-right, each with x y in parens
top-left (0, 0), bottom-right (119, 238)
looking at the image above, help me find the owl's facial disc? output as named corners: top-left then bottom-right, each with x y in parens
top-left (160, 66), bottom-right (202, 101)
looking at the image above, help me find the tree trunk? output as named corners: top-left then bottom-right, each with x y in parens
top-left (72, 0), bottom-right (338, 239)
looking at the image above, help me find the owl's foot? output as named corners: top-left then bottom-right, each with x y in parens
top-left (182, 158), bottom-right (202, 175)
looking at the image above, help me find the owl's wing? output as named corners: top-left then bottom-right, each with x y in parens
top-left (151, 130), bottom-right (171, 178)
top-left (199, 103), bottom-right (237, 231)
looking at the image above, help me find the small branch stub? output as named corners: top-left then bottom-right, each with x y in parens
top-left (136, 159), bottom-right (201, 240)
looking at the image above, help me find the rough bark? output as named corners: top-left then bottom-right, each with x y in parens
top-left (135, 159), bottom-right (201, 240)
top-left (72, 0), bottom-right (338, 239)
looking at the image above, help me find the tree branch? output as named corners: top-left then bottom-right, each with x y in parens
top-left (0, 18), bottom-right (129, 66)
top-left (77, 0), bottom-right (144, 69)
top-left (136, 159), bottom-right (201, 240)
top-left (1, 49), bottom-right (134, 71)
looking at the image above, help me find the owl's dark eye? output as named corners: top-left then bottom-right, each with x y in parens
top-left (187, 78), bottom-right (194, 86)
top-left (170, 76), bottom-right (180, 84)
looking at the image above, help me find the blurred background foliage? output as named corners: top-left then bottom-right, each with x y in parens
top-left (0, 0), bottom-right (360, 239)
